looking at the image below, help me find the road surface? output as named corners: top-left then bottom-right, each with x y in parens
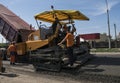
top-left (1, 53), bottom-right (120, 83)
top-left (0, 68), bottom-right (92, 83)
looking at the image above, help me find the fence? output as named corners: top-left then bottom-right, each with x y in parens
top-left (90, 41), bottom-right (120, 48)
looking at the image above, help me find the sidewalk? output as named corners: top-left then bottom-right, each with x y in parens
top-left (91, 52), bottom-right (120, 55)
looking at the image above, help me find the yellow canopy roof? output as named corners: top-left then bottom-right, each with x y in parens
top-left (34, 10), bottom-right (89, 23)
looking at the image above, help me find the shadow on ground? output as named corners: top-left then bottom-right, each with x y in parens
top-left (0, 73), bottom-right (18, 77)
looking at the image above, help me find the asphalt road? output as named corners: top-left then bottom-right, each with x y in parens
top-left (1, 53), bottom-right (120, 83)
top-left (80, 54), bottom-right (120, 76)
top-left (0, 72), bottom-right (85, 83)
top-left (0, 66), bottom-right (92, 83)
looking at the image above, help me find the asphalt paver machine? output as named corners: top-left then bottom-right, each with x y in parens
top-left (27, 6), bottom-right (91, 72)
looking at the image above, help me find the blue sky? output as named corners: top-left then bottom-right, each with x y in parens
top-left (0, 0), bottom-right (120, 42)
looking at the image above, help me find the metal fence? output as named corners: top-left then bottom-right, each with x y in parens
top-left (90, 41), bottom-right (120, 48)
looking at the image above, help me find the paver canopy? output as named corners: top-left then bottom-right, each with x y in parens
top-left (34, 10), bottom-right (89, 23)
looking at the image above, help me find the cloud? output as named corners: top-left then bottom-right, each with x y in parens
top-left (7, 0), bottom-right (24, 5)
top-left (89, 0), bottom-right (120, 16)
top-left (108, 0), bottom-right (120, 10)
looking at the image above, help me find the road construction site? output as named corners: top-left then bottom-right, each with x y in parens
top-left (0, 4), bottom-right (120, 83)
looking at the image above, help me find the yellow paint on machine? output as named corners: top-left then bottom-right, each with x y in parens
top-left (16, 39), bottom-right (48, 55)
top-left (35, 10), bottom-right (89, 23)
top-left (26, 39), bottom-right (48, 51)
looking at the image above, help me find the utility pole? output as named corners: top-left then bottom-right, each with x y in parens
top-left (114, 24), bottom-right (117, 48)
top-left (2, 38), bottom-right (3, 44)
top-left (105, 0), bottom-right (111, 49)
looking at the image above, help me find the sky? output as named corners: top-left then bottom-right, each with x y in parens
top-left (0, 0), bottom-right (120, 43)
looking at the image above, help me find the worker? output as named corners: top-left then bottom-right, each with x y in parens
top-left (58, 27), bottom-right (75, 66)
top-left (58, 24), bottom-right (68, 44)
top-left (7, 41), bottom-right (17, 65)
top-left (0, 48), bottom-right (6, 72)
top-left (62, 24), bottom-right (67, 37)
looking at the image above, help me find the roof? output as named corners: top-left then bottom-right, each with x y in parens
top-left (35, 10), bottom-right (89, 23)
top-left (0, 4), bottom-right (32, 31)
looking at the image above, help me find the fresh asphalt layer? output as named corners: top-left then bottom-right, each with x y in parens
top-left (80, 53), bottom-right (120, 76)
top-left (2, 53), bottom-right (120, 77)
